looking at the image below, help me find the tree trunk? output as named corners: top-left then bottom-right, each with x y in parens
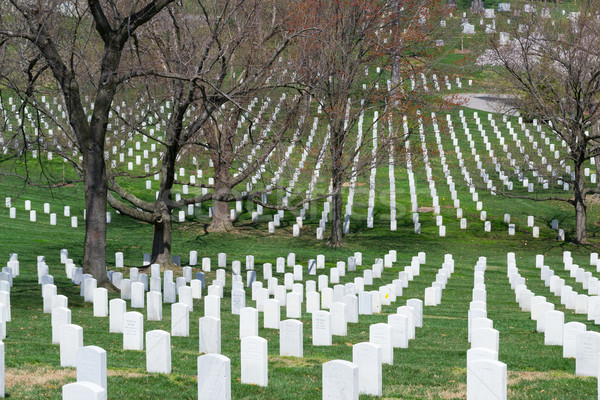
top-left (573, 164), bottom-right (588, 244)
top-left (82, 144), bottom-right (110, 287)
top-left (151, 207), bottom-right (173, 266)
top-left (595, 154), bottom-right (600, 189)
top-left (574, 196), bottom-right (587, 244)
top-left (208, 163), bottom-right (234, 233)
top-left (390, 0), bottom-right (401, 107)
top-left (472, 0), bottom-right (484, 13)
top-left (329, 131), bottom-right (345, 247)
top-left (329, 188), bottom-right (344, 247)
top-left (210, 196), bottom-right (234, 232)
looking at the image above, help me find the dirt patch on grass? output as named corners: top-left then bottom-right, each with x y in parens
top-left (418, 206), bottom-right (435, 213)
top-left (6, 366), bottom-right (146, 389)
top-left (424, 315), bottom-right (463, 320)
top-left (6, 367), bottom-right (74, 388)
top-left (342, 181), bottom-right (366, 187)
top-left (507, 370), bottom-right (577, 385)
top-left (386, 383), bottom-right (466, 399)
top-left (270, 356), bottom-right (317, 368)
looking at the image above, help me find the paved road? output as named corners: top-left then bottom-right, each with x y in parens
top-left (445, 93), bottom-right (520, 116)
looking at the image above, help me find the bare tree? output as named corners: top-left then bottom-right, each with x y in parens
top-left (104, 0), bottom-right (307, 265)
top-left (291, 0), bottom-right (448, 247)
top-left (487, 4), bottom-right (600, 243)
top-left (0, 0), bottom-right (176, 287)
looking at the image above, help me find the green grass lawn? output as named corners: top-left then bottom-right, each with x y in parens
top-left (1, 3), bottom-right (600, 396)
top-left (1, 154), bottom-right (600, 398)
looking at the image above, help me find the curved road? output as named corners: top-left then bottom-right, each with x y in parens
top-left (445, 93), bottom-right (520, 116)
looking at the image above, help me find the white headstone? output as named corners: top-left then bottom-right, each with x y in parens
top-left (171, 303), bottom-right (190, 337)
top-left (62, 382), bottom-right (106, 400)
top-left (52, 307), bottom-right (71, 344)
top-left (322, 360), bottom-right (359, 400)
top-left (279, 319), bottom-right (303, 357)
top-left (60, 324), bottom-right (83, 367)
top-left (123, 311), bottom-right (144, 350)
top-left (575, 331), bottom-right (600, 376)
top-left (241, 336), bottom-right (268, 387)
top-left (146, 330), bottom-right (171, 373)
top-left (197, 354), bottom-right (231, 400)
top-left (76, 345), bottom-right (107, 390)
top-left (312, 310), bottom-right (332, 346)
top-left (352, 342), bottom-right (382, 396)
top-left (467, 359), bottom-right (507, 400)
top-left (199, 316), bottom-right (221, 354)
top-left (240, 307), bottom-right (259, 339)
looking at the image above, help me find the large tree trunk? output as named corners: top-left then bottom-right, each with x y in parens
top-left (208, 163), bottom-right (234, 233)
top-left (595, 154), bottom-right (600, 189)
top-left (472, 0), bottom-right (484, 13)
top-left (82, 144), bottom-right (110, 287)
top-left (329, 187), bottom-right (344, 247)
top-left (574, 196), bottom-right (587, 244)
top-left (329, 131), bottom-right (345, 247)
top-left (573, 164), bottom-right (588, 244)
top-left (151, 206), bottom-right (173, 266)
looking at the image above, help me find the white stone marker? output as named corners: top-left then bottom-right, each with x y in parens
top-left (407, 299), bottom-right (423, 327)
top-left (280, 319), bottom-right (303, 357)
top-left (343, 295), bottom-right (358, 323)
top-left (358, 292), bottom-right (372, 315)
top-left (0, 341), bottom-right (4, 397)
top-left (60, 324), bottom-right (83, 367)
top-left (52, 307), bottom-right (71, 344)
top-left (131, 282), bottom-right (145, 308)
top-left (322, 360), bottom-right (359, 400)
top-left (123, 311), bottom-right (144, 350)
top-left (178, 286), bottom-right (193, 311)
top-left (471, 328), bottom-right (499, 353)
top-left (544, 310), bottom-right (564, 346)
top-left (83, 278), bottom-right (97, 303)
top-left (198, 354), bottom-right (231, 400)
top-left (191, 279), bottom-right (202, 299)
top-left (171, 303), bottom-right (190, 337)
top-left (466, 359), bottom-right (507, 400)
top-left (312, 310), bottom-right (332, 346)
top-left (396, 306), bottom-right (416, 340)
top-left (466, 347), bottom-right (498, 365)
top-left (563, 321), bottom-right (586, 358)
top-left (353, 342), bottom-right (382, 396)
top-left (62, 382), bottom-right (106, 400)
top-left (330, 302), bottom-right (347, 336)
top-left (240, 307), bottom-right (258, 339)
top-left (575, 331), bottom-right (600, 376)
top-left (231, 289), bottom-right (246, 315)
top-left (369, 323), bottom-right (393, 365)
top-left (77, 345), bottom-right (107, 391)
top-left (205, 295), bottom-right (220, 319)
top-left (241, 336), bottom-right (268, 387)
top-left (388, 314), bottom-right (409, 348)
top-left (91, 288), bottom-right (108, 317)
top-left (146, 330), bottom-right (171, 374)
top-left (286, 292), bottom-right (302, 319)
top-left (109, 299), bottom-right (126, 333)
top-left (199, 316), bottom-right (221, 354)
top-left (147, 291), bottom-right (162, 321)
top-left (264, 299), bottom-right (280, 329)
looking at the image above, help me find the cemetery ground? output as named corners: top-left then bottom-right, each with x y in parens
top-left (3, 4), bottom-right (600, 398)
top-left (1, 138), bottom-right (600, 398)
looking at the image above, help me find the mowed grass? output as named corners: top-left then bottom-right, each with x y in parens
top-left (0, 160), bottom-right (600, 399)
